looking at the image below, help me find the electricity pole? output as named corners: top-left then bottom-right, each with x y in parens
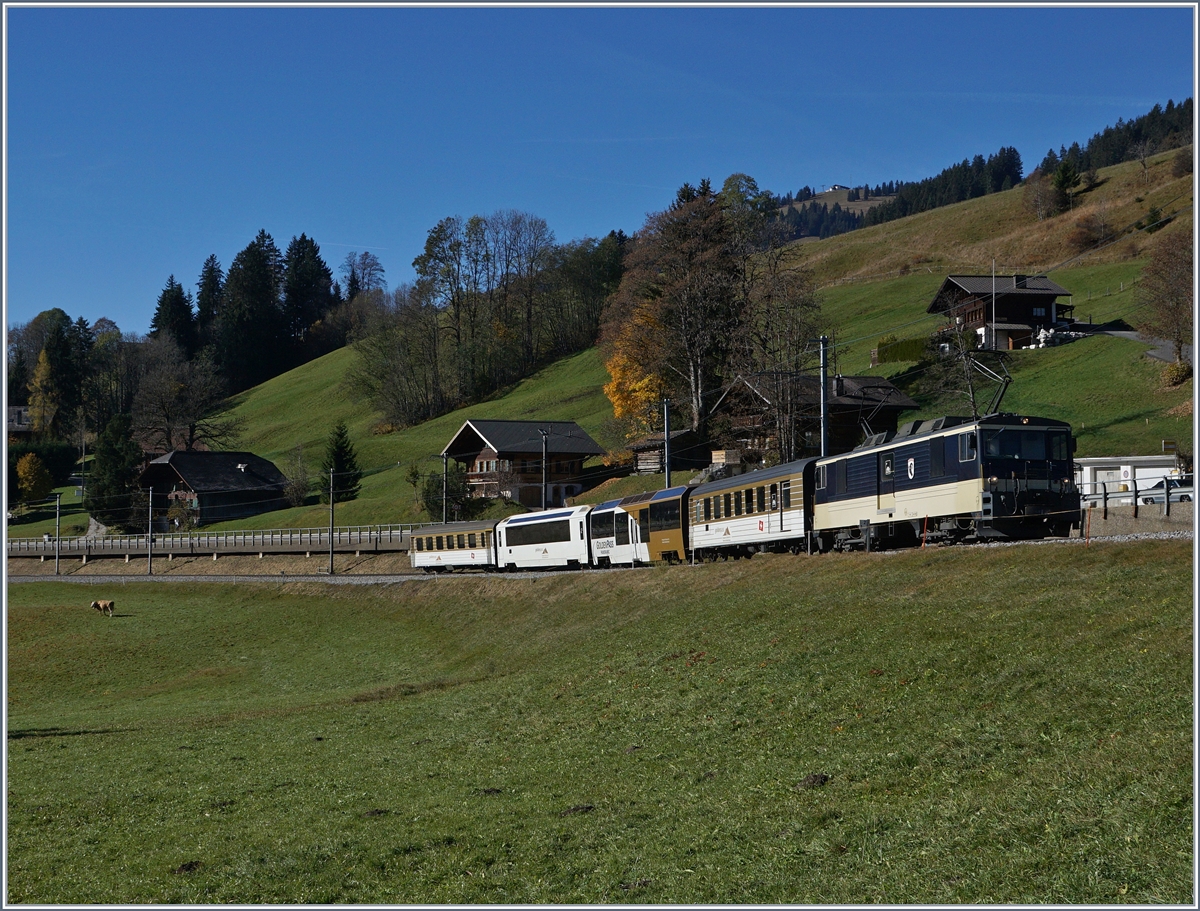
top-left (539, 429), bottom-right (549, 510)
top-left (819, 335), bottom-right (829, 458)
top-left (663, 398), bottom-right (672, 489)
top-left (146, 488), bottom-right (153, 576)
top-left (328, 468), bottom-right (335, 575)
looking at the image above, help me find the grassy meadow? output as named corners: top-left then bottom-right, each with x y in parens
top-left (6, 538), bottom-right (1193, 903)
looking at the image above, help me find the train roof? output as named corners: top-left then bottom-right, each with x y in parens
top-left (692, 458), bottom-right (817, 497)
top-left (412, 519), bottom-right (498, 536)
top-left (498, 505), bottom-right (591, 526)
top-left (838, 413), bottom-right (1073, 455)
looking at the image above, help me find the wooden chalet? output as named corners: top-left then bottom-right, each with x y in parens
top-left (722, 373), bottom-right (917, 458)
top-left (928, 275), bottom-right (1073, 350)
top-left (139, 450), bottom-right (287, 527)
top-left (628, 429), bottom-right (709, 475)
top-left (442, 419), bottom-right (605, 508)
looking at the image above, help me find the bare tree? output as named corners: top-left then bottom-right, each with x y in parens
top-left (132, 338), bottom-right (243, 452)
top-left (1138, 227), bottom-right (1194, 364)
top-left (1130, 138), bottom-right (1157, 184)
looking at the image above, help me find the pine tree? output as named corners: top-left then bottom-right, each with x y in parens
top-left (84, 412), bottom-right (143, 528)
top-left (216, 230), bottom-right (285, 391)
top-left (282, 234), bottom-right (335, 353)
top-left (149, 275), bottom-right (198, 357)
top-left (320, 420), bottom-right (362, 503)
top-left (196, 254), bottom-right (225, 350)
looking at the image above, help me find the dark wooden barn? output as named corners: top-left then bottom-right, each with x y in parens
top-left (139, 451), bottom-right (288, 527)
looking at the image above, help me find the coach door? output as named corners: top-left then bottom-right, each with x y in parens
top-left (878, 451), bottom-right (896, 516)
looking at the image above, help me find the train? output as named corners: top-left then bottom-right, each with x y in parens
top-left (409, 412), bottom-right (1082, 572)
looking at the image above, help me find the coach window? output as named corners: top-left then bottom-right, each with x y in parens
top-left (447, 535), bottom-right (455, 550)
top-left (457, 534), bottom-right (465, 548)
top-left (704, 497), bottom-right (712, 522)
top-left (782, 480), bottom-right (791, 508)
top-left (769, 484), bottom-right (778, 509)
top-left (436, 536), bottom-right (444, 551)
top-left (468, 533), bottom-right (476, 548)
top-left (734, 491), bottom-right (743, 516)
top-left (745, 489), bottom-right (754, 514)
top-left (816, 465), bottom-right (827, 490)
top-left (415, 537), bottom-right (424, 552)
top-left (724, 492), bottom-right (732, 517)
top-left (757, 487), bottom-right (766, 511)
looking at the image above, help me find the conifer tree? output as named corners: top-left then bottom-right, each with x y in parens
top-left (149, 275), bottom-right (198, 357)
top-left (84, 412), bottom-right (143, 528)
top-left (320, 420), bottom-right (362, 503)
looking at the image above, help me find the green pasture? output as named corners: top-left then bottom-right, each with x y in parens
top-left (6, 539), bottom-right (1193, 903)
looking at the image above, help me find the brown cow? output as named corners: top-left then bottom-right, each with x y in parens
top-left (90, 599), bottom-right (114, 617)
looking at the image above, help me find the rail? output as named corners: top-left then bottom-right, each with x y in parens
top-left (6, 523), bottom-right (421, 558)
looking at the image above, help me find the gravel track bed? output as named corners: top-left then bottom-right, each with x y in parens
top-left (8, 532), bottom-right (1190, 585)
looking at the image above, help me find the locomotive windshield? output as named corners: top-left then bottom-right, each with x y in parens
top-left (982, 428), bottom-right (1071, 461)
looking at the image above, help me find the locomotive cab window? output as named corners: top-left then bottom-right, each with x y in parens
top-left (958, 431), bottom-right (977, 462)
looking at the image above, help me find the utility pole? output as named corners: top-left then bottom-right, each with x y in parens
top-left (146, 488), bottom-right (153, 576)
top-left (991, 259), bottom-right (997, 351)
top-left (539, 429), bottom-right (549, 510)
top-left (328, 468), bottom-right (335, 575)
top-left (54, 492), bottom-right (61, 576)
top-left (819, 335), bottom-right (829, 458)
top-left (663, 398), bottom-right (672, 489)
top-left (442, 453), bottom-right (448, 524)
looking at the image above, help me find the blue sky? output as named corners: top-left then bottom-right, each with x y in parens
top-left (5, 4), bottom-right (1195, 336)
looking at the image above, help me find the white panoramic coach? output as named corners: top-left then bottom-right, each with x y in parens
top-left (495, 505), bottom-right (593, 570)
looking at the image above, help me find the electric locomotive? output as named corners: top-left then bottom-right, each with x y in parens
top-left (812, 413), bottom-right (1080, 551)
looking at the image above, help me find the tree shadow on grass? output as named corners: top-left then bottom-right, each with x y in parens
top-left (8, 726), bottom-right (133, 740)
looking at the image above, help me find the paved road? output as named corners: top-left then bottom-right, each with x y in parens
top-left (1099, 330), bottom-right (1192, 364)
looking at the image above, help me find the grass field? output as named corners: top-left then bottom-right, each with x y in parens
top-left (6, 539), bottom-right (1192, 903)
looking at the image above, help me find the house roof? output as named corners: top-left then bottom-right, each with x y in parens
top-left (141, 450), bottom-right (287, 494)
top-left (442, 420), bottom-right (605, 459)
top-left (929, 275), bottom-right (1070, 313)
top-left (734, 374), bottom-right (917, 411)
top-left (628, 429), bottom-right (698, 452)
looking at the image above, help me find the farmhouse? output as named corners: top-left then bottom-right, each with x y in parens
top-left (719, 373), bottom-right (918, 459)
top-left (628, 429), bottom-right (709, 476)
top-left (928, 274), bottom-right (1074, 350)
top-left (139, 450), bottom-right (288, 526)
top-left (442, 419), bottom-right (605, 509)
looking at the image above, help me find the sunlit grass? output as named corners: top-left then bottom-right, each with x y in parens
top-left (7, 539), bottom-right (1192, 903)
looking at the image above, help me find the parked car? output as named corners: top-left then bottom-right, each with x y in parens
top-left (1139, 475), bottom-right (1193, 505)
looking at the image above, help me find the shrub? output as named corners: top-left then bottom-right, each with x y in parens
top-left (1172, 147), bottom-right (1193, 178)
top-left (1162, 361), bottom-right (1193, 387)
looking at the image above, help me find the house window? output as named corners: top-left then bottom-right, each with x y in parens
top-left (1032, 306), bottom-right (1046, 318)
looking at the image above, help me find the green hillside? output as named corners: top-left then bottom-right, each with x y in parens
top-left (7, 540), bottom-right (1192, 903)
top-left (215, 346), bottom-right (616, 529)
